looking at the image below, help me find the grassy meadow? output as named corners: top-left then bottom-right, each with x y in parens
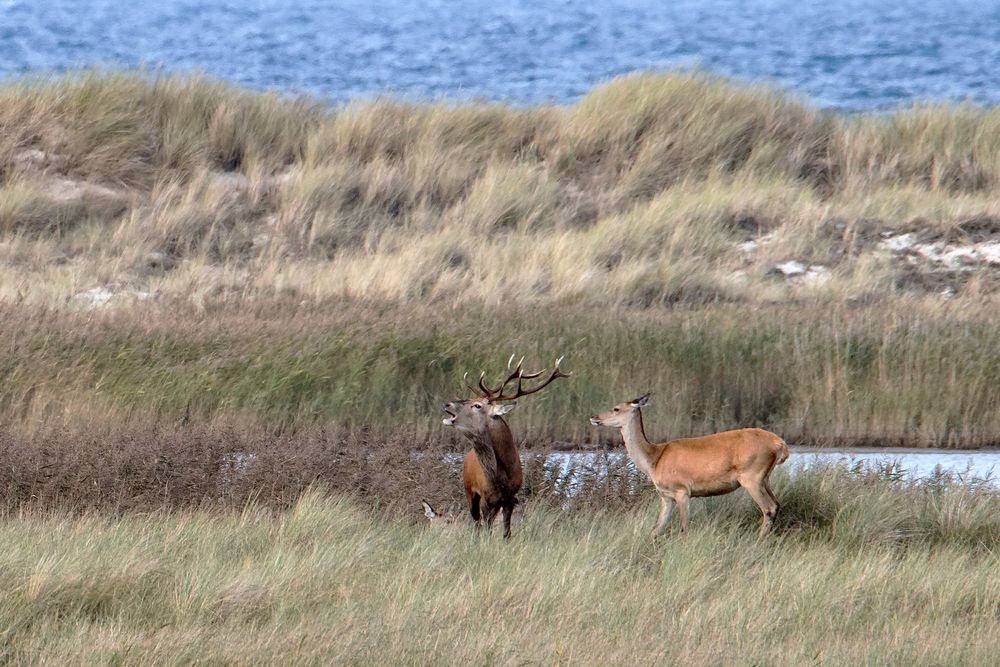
top-left (0, 70), bottom-right (998, 664)
top-left (0, 70), bottom-right (999, 446)
top-left (0, 470), bottom-right (997, 665)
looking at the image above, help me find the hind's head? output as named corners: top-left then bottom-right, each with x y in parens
top-left (589, 393), bottom-right (651, 428)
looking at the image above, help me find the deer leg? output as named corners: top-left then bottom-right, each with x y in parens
top-left (674, 490), bottom-right (690, 534)
top-left (484, 503), bottom-right (501, 529)
top-left (501, 502), bottom-right (515, 540)
top-left (470, 494), bottom-right (482, 525)
top-left (763, 477), bottom-right (780, 518)
top-left (650, 494), bottom-right (675, 539)
top-left (744, 481), bottom-right (778, 537)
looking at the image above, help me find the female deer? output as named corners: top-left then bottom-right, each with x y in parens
top-left (590, 394), bottom-right (788, 537)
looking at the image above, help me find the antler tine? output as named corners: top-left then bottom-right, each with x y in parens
top-left (516, 366), bottom-right (546, 380)
top-left (463, 371), bottom-right (487, 398)
top-left (477, 370), bottom-right (494, 398)
top-left (490, 355), bottom-right (525, 396)
top-left (517, 355), bottom-right (565, 381)
top-left (495, 355), bottom-right (570, 401)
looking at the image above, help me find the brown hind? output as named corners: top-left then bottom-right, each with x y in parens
top-left (590, 394), bottom-right (788, 537)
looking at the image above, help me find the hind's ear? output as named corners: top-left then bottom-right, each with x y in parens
top-left (421, 500), bottom-right (437, 519)
top-left (630, 393), bottom-right (651, 408)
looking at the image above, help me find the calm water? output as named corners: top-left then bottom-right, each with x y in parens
top-left (1, 0), bottom-right (998, 109)
top-left (416, 448), bottom-right (999, 490)
top-left (545, 448), bottom-right (1000, 489)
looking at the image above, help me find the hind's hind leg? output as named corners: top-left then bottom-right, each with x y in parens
top-left (743, 479), bottom-right (778, 537)
top-left (763, 477), bottom-right (780, 517)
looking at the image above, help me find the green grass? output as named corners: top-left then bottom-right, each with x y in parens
top-left (0, 472), bottom-right (996, 665)
top-left (4, 300), bottom-right (1000, 446)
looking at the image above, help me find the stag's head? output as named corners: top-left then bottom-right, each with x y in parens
top-left (441, 398), bottom-right (515, 435)
top-left (442, 355), bottom-right (570, 436)
top-left (589, 393), bottom-right (650, 428)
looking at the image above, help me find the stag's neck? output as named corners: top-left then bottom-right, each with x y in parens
top-left (467, 429), bottom-right (499, 481)
top-left (465, 419), bottom-right (518, 484)
top-left (465, 418), bottom-right (520, 494)
top-left (619, 410), bottom-right (662, 478)
top-left (488, 418), bottom-right (517, 456)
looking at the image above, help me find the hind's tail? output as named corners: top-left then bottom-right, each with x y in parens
top-left (773, 435), bottom-right (789, 465)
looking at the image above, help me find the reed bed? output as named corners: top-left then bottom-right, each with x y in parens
top-left (3, 298), bottom-right (1000, 446)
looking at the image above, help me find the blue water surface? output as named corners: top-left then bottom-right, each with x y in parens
top-left (0, 0), bottom-right (998, 109)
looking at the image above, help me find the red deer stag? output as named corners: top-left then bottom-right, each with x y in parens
top-left (442, 355), bottom-right (569, 538)
top-left (589, 394), bottom-right (788, 537)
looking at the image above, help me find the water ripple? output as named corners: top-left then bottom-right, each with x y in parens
top-left (0, 0), bottom-right (997, 109)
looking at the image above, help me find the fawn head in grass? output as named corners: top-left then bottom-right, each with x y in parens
top-left (421, 499), bottom-right (458, 525)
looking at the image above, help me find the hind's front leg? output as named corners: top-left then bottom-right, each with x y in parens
top-left (650, 493), bottom-right (675, 539)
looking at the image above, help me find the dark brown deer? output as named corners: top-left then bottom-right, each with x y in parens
top-left (442, 355), bottom-right (569, 538)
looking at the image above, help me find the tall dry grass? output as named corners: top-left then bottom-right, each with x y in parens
top-left (0, 483), bottom-right (995, 664)
top-left (1, 70), bottom-right (999, 445)
top-left (0, 70), bottom-right (999, 307)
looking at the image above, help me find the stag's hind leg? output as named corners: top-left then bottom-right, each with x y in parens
top-left (483, 503), bottom-right (502, 530)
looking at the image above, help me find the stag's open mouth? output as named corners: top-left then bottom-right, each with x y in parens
top-left (589, 417), bottom-right (602, 426)
top-left (441, 403), bottom-right (457, 426)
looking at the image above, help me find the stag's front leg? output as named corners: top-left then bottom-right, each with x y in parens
top-left (501, 502), bottom-right (515, 540)
top-left (483, 503), bottom-right (501, 532)
top-left (469, 494), bottom-right (482, 525)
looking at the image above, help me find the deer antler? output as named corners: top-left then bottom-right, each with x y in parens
top-left (486, 354), bottom-right (526, 397)
top-left (463, 371), bottom-right (488, 398)
top-left (493, 355), bottom-right (570, 402)
top-left (462, 355), bottom-right (570, 400)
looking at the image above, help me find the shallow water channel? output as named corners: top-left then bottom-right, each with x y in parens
top-left (223, 447), bottom-right (1000, 496)
top-left (541, 447), bottom-right (1000, 489)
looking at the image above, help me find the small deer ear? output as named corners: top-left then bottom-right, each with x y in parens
top-left (491, 402), bottom-right (516, 417)
top-left (421, 500), bottom-right (437, 519)
top-left (630, 393), bottom-right (651, 408)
